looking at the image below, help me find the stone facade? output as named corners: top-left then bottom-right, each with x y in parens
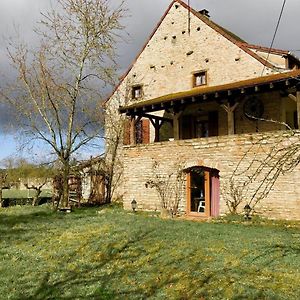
top-left (107, 1), bottom-right (279, 110)
top-left (104, 1), bottom-right (300, 219)
top-left (123, 131), bottom-right (300, 220)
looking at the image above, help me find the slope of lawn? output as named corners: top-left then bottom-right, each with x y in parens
top-left (0, 204), bottom-right (300, 300)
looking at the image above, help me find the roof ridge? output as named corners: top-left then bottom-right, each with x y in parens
top-left (177, 0), bottom-right (275, 69)
top-left (104, 0), bottom-right (275, 106)
top-left (240, 42), bottom-right (289, 55)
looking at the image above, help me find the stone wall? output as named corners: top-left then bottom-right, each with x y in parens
top-left (122, 131), bottom-right (300, 220)
top-left (104, 1), bottom-right (295, 209)
top-left (107, 1), bottom-right (278, 111)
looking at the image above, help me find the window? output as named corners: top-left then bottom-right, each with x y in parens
top-left (123, 118), bottom-right (150, 145)
top-left (193, 71), bottom-right (207, 87)
top-left (132, 85), bottom-right (142, 99)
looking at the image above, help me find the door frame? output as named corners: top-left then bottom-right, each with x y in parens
top-left (186, 168), bottom-right (211, 217)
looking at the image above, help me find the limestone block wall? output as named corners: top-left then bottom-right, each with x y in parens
top-left (122, 131), bottom-right (300, 220)
top-left (107, 2), bottom-right (278, 111)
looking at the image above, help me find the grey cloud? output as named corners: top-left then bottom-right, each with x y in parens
top-left (1, 0), bottom-right (300, 130)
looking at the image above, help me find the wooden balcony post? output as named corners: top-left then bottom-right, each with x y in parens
top-left (173, 111), bottom-right (183, 140)
top-left (173, 114), bottom-right (180, 140)
top-left (288, 91), bottom-right (300, 129)
top-left (221, 101), bottom-right (239, 135)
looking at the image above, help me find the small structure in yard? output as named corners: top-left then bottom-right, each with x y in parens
top-left (52, 156), bottom-right (107, 208)
top-left (105, 0), bottom-right (300, 220)
top-left (52, 174), bottom-right (82, 208)
top-left (78, 156), bottom-right (107, 205)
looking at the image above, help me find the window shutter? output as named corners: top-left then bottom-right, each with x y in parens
top-left (142, 119), bottom-right (150, 144)
top-left (208, 111), bottom-right (219, 137)
top-left (123, 119), bottom-right (131, 145)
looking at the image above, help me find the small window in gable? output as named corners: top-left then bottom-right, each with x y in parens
top-left (193, 71), bottom-right (207, 87)
top-left (132, 85), bottom-right (142, 99)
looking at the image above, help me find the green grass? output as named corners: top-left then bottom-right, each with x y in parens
top-left (0, 205), bottom-right (300, 299)
top-left (2, 189), bottom-right (52, 199)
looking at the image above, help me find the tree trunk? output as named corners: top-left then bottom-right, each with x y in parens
top-left (32, 189), bottom-right (42, 206)
top-left (0, 176), bottom-right (5, 208)
top-left (32, 195), bottom-right (38, 206)
top-left (0, 187), bottom-right (3, 208)
top-left (61, 162), bottom-right (70, 208)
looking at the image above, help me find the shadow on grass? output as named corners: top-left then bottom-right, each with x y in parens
top-left (3, 207), bottom-right (299, 299)
top-left (14, 230), bottom-right (283, 300)
top-left (15, 229), bottom-right (175, 300)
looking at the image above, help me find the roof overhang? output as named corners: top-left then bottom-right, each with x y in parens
top-left (119, 70), bottom-right (300, 115)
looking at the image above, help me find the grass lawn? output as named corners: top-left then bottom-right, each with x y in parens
top-left (0, 205), bottom-right (300, 299)
top-left (2, 189), bottom-right (52, 199)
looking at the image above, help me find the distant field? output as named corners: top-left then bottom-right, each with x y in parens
top-left (0, 205), bottom-right (300, 299)
top-left (2, 189), bottom-right (52, 199)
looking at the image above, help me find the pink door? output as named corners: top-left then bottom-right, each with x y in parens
top-left (210, 173), bottom-right (220, 217)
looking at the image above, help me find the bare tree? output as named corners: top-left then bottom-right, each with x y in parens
top-left (2, 0), bottom-right (125, 208)
top-left (225, 115), bottom-right (300, 214)
top-left (0, 158), bottom-right (53, 206)
top-left (0, 171), bottom-right (8, 207)
top-left (145, 160), bottom-right (185, 216)
top-left (104, 109), bottom-right (125, 203)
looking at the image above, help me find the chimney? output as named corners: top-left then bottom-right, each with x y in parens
top-left (199, 9), bottom-right (210, 18)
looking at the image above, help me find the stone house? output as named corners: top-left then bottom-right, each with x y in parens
top-left (105, 0), bottom-right (300, 220)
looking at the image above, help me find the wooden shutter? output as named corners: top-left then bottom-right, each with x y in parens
top-left (142, 119), bottom-right (150, 144)
top-left (123, 119), bottom-right (131, 145)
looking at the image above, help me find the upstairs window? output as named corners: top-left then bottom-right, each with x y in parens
top-left (123, 119), bottom-right (150, 145)
top-left (132, 85), bottom-right (143, 99)
top-left (193, 71), bottom-right (207, 87)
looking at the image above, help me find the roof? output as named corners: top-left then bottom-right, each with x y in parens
top-left (241, 43), bottom-right (290, 56)
top-left (119, 69), bottom-right (300, 113)
top-left (105, 0), bottom-right (279, 107)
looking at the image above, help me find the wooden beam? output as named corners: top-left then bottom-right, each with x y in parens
top-left (221, 101), bottom-right (239, 135)
top-left (288, 93), bottom-right (297, 102)
top-left (173, 111), bottom-right (183, 140)
top-left (297, 91), bottom-right (300, 129)
top-left (154, 119), bottom-right (161, 142)
top-left (136, 113), bottom-right (173, 123)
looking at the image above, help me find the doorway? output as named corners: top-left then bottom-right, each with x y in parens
top-left (186, 167), bottom-right (219, 217)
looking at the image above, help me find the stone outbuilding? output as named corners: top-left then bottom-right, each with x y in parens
top-left (105, 0), bottom-right (300, 220)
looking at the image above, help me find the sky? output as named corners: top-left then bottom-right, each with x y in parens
top-left (0, 0), bottom-right (300, 161)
